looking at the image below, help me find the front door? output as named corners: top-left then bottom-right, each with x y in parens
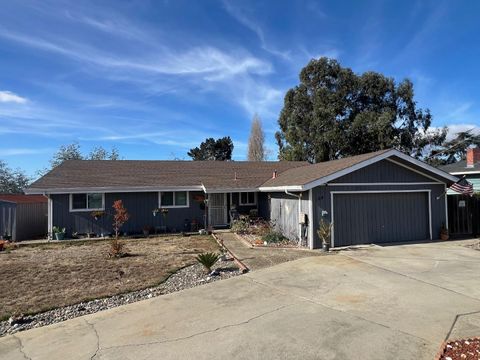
top-left (208, 193), bottom-right (227, 227)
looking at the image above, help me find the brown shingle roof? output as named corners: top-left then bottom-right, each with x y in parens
top-left (260, 149), bottom-right (392, 187)
top-left (27, 160), bottom-right (308, 192)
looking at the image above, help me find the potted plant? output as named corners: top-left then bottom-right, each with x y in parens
top-left (52, 226), bottom-right (66, 241)
top-left (440, 223), bottom-right (449, 241)
top-left (2, 231), bottom-right (11, 241)
top-left (317, 219), bottom-right (332, 252)
top-left (143, 225), bottom-right (151, 237)
top-left (91, 210), bottom-right (105, 221)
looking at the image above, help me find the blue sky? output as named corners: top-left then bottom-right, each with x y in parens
top-left (1, 0), bottom-right (479, 177)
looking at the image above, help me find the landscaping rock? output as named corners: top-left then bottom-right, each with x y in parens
top-left (0, 259), bottom-right (240, 337)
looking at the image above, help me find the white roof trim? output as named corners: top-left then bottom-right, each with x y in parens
top-left (259, 185), bottom-right (304, 192)
top-left (203, 187), bottom-right (260, 194)
top-left (25, 185), bottom-right (204, 195)
top-left (450, 171), bottom-right (480, 175)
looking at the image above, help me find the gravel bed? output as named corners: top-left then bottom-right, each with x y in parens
top-left (439, 338), bottom-right (480, 360)
top-left (0, 259), bottom-right (241, 337)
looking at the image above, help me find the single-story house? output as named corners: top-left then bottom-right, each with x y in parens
top-left (441, 147), bottom-right (480, 237)
top-left (0, 194), bottom-right (48, 241)
top-left (26, 149), bottom-right (458, 248)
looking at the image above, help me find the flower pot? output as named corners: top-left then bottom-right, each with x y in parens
top-left (143, 230), bottom-right (149, 237)
top-left (55, 233), bottom-right (65, 241)
top-left (440, 233), bottom-right (449, 241)
top-left (322, 242), bottom-right (330, 252)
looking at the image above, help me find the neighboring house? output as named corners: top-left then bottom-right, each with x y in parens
top-left (441, 147), bottom-right (480, 237)
top-left (0, 194), bottom-right (48, 241)
top-left (26, 149), bottom-right (457, 248)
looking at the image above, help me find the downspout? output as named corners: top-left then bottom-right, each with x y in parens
top-left (285, 190), bottom-right (303, 246)
top-left (43, 192), bottom-right (53, 240)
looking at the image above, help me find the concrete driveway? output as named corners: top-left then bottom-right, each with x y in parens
top-left (2, 240), bottom-right (480, 360)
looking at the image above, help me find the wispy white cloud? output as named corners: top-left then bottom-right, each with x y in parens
top-left (0, 90), bottom-right (27, 104)
top-left (0, 147), bottom-right (51, 156)
top-left (222, 0), bottom-right (291, 60)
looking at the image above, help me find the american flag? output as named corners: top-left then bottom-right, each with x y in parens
top-left (450, 176), bottom-right (474, 196)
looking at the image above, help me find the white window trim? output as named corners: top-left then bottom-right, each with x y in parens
top-left (69, 193), bottom-right (105, 212)
top-left (159, 191), bottom-right (190, 208)
top-left (239, 192), bottom-right (257, 206)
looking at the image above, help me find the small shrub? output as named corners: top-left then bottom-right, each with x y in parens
top-left (262, 231), bottom-right (286, 244)
top-left (196, 252), bottom-right (220, 273)
top-left (108, 239), bottom-right (127, 258)
top-left (250, 219), bottom-right (272, 237)
top-left (317, 219), bottom-right (332, 246)
top-left (231, 219), bottom-right (250, 234)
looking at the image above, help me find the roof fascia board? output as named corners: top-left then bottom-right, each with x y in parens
top-left (450, 171), bottom-right (480, 175)
top-left (258, 185), bottom-right (304, 192)
top-left (203, 188), bottom-right (261, 194)
top-left (25, 185), bottom-right (204, 195)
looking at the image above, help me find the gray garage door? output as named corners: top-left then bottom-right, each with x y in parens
top-left (332, 192), bottom-right (430, 247)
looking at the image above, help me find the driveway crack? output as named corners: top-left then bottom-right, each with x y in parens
top-left (245, 275), bottom-right (433, 344)
top-left (84, 319), bottom-right (100, 360)
top-left (342, 254), bottom-right (480, 302)
top-left (101, 303), bottom-right (297, 350)
top-left (11, 334), bottom-right (32, 360)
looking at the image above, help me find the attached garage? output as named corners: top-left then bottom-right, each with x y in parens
top-left (331, 191), bottom-right (430, 247)
top-left (260, 149), bottom-right (459, 249)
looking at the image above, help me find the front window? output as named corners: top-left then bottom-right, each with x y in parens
top-left (160, 191), bottom-right (189, 208)
top-left (239, 192), bottom-right (256, 205)
top-left (70, 193), bottom-right (104, 211)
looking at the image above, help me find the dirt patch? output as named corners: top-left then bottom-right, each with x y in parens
top-left (0, 235), bottom-right (219, 320)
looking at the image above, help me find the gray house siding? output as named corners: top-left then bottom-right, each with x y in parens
top-left (311, 183), bottom-right (446, 248)
top-left (334, 159), bottom-right (438, 183)
top-left (52, 191), bottom-right (206, 237)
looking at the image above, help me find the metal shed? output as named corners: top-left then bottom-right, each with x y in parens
top-left (0, 195), bottom-right (48, 241)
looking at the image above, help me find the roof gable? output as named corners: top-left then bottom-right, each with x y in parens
top-left (260, 149), bottom-right (458, 190)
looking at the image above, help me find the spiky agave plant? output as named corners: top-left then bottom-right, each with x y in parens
top-left (196, 252), bottom-right (220, 273)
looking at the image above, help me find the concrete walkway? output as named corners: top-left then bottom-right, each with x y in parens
top-left (2, 239), bottom-right (480, 360)
top-left (215, 231), bottom-right (322, 270)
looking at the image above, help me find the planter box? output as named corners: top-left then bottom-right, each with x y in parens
top-left (54, 233), bottom-right (65, 241)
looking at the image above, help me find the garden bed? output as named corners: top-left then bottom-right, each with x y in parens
top-left (231, 218), bottom-right (305, 248)
top-left (0, 235), bottom-right (224, 322)
top-left (237, 233), bottom-right (301, 248)
top-left (437, 338), bottom-right (480, 360)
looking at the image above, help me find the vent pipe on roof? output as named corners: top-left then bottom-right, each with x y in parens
top-left (234, 171), bottom-right (238, 180)
top-left (272, 170), bottom-right (277, 179)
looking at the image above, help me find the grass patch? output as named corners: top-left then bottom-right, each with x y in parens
top-left (0, 235), bottom-right (219, 320)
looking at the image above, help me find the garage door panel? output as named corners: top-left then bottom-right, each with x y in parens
top-left (333, 192), bottom-right (429, 247)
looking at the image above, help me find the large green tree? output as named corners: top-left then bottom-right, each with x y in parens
top-left (275, 57), bottom-right (446, 162)
top-left (429, 129), bottom-right (480, 165)
top-left (0, 160), bottom-right (30, 194)
top-left (38, 143), bottom-right (121, 176)
top-left (187, 137), bottom-right (234, 161)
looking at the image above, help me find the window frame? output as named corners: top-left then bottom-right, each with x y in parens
top-left (69, 193), bottom-right (105, 212)
top-left (159, 191), bottom-right (190, 208)
top-left (239, 192), bottom-right (257, 206)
